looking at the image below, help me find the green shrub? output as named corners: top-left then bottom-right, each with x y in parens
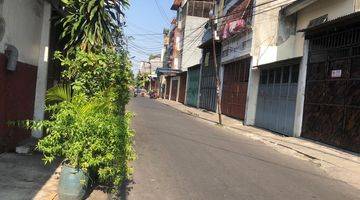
top-left (28, 91), bottom-right (135, 187)
top-left (55, 49), bottom-right (132, 101)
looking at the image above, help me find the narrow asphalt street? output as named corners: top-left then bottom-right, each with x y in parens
top-left (127, 97), bottom-right (359, 200)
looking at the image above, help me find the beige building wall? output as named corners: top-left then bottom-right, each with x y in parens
top-left (0, 0), bottom-right (45, 66)
top-left (180, 15), bottom-right (207, 71)
top-left (250, 0), bottom-right (295, 66)
top-left (294, 0), bottom-right (355, 57)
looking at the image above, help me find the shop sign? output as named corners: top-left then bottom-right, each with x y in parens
top-left (331, 69), bottom-right (342, 78)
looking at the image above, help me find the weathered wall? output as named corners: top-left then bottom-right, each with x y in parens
top-left (0, 54), bottom-right (37, 152)
top-left (0, 0), bottom-right (51, 149)
top-left (292, 0), bottom-right (354, 137)
top-left (180, 16), bottom-right (207, 71)
top-left (0, 0), bottom-right (44, 66)
top-left (251, 0), bottom-right (294, 66)
top-left (294, 0), bottom-right (355, 57)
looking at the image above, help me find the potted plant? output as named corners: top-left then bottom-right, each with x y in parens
top-left (25, 88), bottom-right (135, 199)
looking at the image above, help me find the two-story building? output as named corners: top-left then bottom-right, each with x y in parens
top-left (166, 0), bottom-right (213, 103)
top-left (245, 0), bottom-right (360, 152)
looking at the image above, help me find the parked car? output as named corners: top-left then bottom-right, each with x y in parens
top-left (134, 88), bottom-right (147, 97)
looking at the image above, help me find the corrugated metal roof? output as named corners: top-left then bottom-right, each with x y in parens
top-left (299, 11), bottom-right (360, 33)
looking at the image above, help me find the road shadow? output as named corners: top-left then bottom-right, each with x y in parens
top-left (0, 152), bottom-right (61, 200)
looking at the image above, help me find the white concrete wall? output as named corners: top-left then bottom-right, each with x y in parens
top-left (0, 0), bottom-right (52, 138)
top-left (244, 60), bottom-right (259, 125)
top-left (33, 1), bottom-right (51, 138)
top-left (251, 0), bottom-right (295, 66)
top-left (0, 0), bottom-right (44, 66)
top-left (356, 0), bottom-right (360, 11)
top-left (180, 15), bottom-right (207, 71)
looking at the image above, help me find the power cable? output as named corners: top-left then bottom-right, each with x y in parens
top-left (154, 0), bottom-right (171, 23)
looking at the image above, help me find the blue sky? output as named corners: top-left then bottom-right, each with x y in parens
top-left (124, 0), bottom-right (175, 73)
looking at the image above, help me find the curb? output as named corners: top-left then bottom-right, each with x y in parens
top-left (157, 99), bottom-right (360, 189)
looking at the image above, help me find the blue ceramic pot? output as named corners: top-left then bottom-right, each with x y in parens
top-left (58, 165), bottom-right (89, 200)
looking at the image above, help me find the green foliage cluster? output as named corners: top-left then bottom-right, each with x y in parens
top-left (33, 49), bottom-right (136, 187)
top-left (55, 49), bottom-right (133, 108)
top-left (60, 0), bottom-right (129, 51)
top-left (23, 0), bottom-right (136, 189)
top-left (135, 73), bottom-right (149, 89)
top-left (30, 91), bottom-right (135, 186)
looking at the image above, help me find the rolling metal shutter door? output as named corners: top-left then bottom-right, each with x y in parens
top-left (186, 67), bottom-right (200, 107)
top-left (178, 73), bottom-right (187, 104)
top-left (171, 79), bottom-right (178, 101)
top-left (222, 58), bottom-right (250, 120)
top-left (165, 77), bottom-right (171, 99)
top-left (256, 65), bottom-right (299, 136)
top-left (199, 67), bottom-right (217, 112)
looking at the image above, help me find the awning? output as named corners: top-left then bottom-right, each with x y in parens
top-left (298, 11), bottom-right (360, 33)
top-left (255, 57), bottom-right (302, 69)
top-left (156, 67), bottom-right (182, 76)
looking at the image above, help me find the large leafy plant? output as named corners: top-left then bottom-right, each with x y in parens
top-left (55, 49), bottom-right (133, 113)
top-left (26, 0), bottom-right (136, 190)
top-left (60, 0), bottom-right (129, 51)
top-left (29, 91), bottom-right (135, 186)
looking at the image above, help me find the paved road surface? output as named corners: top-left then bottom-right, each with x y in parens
top-left (127, 97), bottom-right (359, 200)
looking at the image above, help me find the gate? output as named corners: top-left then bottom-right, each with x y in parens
top-left (186, 66), bottom-right (200, 107)
top-left (178, 73), bottom-right (187, 104)
top-left (165, 77), bottom-right (170, 99)
top-left (303, 26), bottom-right (360, 152)
top-left (222, 58), bottom-right (250, 120)
top-left (199, 51), bottom-right (218, 112)
top-left (255, 65), bottom-right (299, 136)
top-left (170, 78), bottom-right (178, 101)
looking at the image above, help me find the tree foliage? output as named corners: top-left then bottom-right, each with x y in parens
top-left (22, 0), bottom-right (136, 190)
top-left (60, 0), bottom-right (129, 51)
top-left (135, 73), bottom-right (149, 88)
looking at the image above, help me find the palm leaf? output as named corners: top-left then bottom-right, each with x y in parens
top-left (46, 84), bottom-right (73, 104)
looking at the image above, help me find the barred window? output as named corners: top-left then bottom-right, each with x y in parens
top-left (187, 0), bottom-right (214, 18)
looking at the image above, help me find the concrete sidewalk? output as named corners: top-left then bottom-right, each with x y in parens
top-left (0, 152), bottom-right (112, 200)
top-left (157, 98), bottom-right (360, 190)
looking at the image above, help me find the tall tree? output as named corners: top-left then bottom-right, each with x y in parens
top-left (60, 0), bottom-right (129, 51)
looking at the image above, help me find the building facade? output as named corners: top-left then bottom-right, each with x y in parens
top-left (245, 0), bottom-right (360, 152)
top-left (161, 0), bottom-right (360, 153)
top-left (220, 0), bottom-right (253, 120)
top-left (167, 0), bottom-right (214, 102)
top-left (0, 0), bottom-right (54, 152)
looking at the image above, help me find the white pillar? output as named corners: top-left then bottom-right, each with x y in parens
top-left (176, 76), bottom-right (180, 102)
top-left (32, 1), bottom-right (51, 138)
top-left (169, 77), bottom-right (173, 100)
top-left (244, 59), bottom-right (260, 125)
top-left (354, 0), bottom-right (360, 11)
top-left (293, 40), bottom-right (309, 137)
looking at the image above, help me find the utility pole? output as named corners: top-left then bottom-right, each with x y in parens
top-left (210, 2), bottom-right (222, 125)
